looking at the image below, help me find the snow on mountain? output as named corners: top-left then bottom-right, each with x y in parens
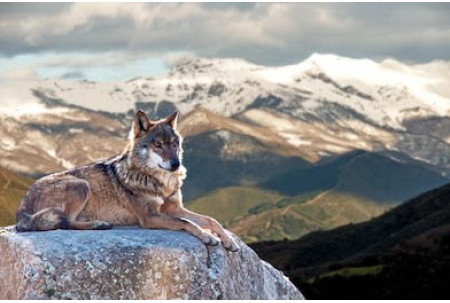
top-left (0, 79), bottom-right (138, 115)
top-left (0, 84), bottom-right (71, 117)
top-left (1, 53), bottom-right (450, 176)
top-left (240, 108), bottom-right (396, 162)
top-left (1, 54), bottom-right (449, 129)
top-left (158, 54), bottom-right (450, 130)
top-left (4, 54), bottom-right (450, 133)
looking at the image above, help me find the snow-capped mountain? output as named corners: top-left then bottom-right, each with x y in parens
top-left (1, 53), bottom-right (450, 177)
top-left (3, 54), bottom-right (449, 125)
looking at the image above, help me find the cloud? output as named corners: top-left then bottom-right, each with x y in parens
top-left (41, 52), bottom-right (149, 68)
top-left (0, 67), bottom-right (38, 81)
top-left (18, 3), bottom-right (152, 46)
top-left (0, 2), bottom-right (449, 68)
top-left (162, 52), bottom-right (196, 67)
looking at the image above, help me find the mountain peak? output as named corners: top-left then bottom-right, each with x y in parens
top-left (306, 52), bottom-right (348, 62)
top-left (302, 53), bottom-right (379, 73)
top-left (168, 57), bottom-right (260, 78)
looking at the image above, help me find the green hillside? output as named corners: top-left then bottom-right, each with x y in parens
top-left (0, 168), bottom-right (33, 226)
top-left (188, 151), bottom-right (448, 243)
top-left (186, 186), bottom-right (283, 227)
top-left (187, 186), bottom-right (389, 243)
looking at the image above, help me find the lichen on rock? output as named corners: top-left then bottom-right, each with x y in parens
top-left (0, 226), bottom-right (304, 299)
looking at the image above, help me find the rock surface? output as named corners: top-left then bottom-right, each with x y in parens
top-left (0, 226), bottom-right (303, 299)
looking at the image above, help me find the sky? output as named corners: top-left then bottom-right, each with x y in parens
top-left (0, 2), bottom-right (449, 82)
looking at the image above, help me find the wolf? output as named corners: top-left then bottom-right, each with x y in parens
top-left (15, 110), bottom-right (239, 252)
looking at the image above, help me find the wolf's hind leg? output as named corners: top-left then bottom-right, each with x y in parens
top-left (60, 177), bottom-right (112, 230)
top-left (17, 176), bottom-right (112, 232)
top-left (61, 178), bottom-right (92, 221)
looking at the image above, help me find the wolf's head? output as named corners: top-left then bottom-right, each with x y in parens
top-left (128, 110), bottom-right (183, 172)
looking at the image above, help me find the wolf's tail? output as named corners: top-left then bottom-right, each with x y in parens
top-left (16, 207), bottom-right (69, 232)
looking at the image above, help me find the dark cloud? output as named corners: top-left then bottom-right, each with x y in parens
top-left (0, 3), bottom-right (69, 16)
top-left (0, 3), bottom-right (449, 64)
top-left (59, 71), bottom-right (86, 79)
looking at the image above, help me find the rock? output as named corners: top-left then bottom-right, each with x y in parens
top-left (0, 226), bottom-right (304, 299)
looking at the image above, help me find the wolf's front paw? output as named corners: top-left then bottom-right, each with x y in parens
top-left (223, 238), bottom-right (240, 252)
top-left (201, 230), bottom-right (220, 246)
top-left (92, 221), bottom-right (112, 230)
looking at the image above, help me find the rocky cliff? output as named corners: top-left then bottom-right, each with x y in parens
top-left (0, 226), bottom-right (303, 299)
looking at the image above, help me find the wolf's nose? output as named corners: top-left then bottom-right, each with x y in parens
top-left (170, 158), bottom-right (180, 169)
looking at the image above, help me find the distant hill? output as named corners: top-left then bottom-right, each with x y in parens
top-left (261, 150), bottom-right (449, 203)
top-left (0, 168), bottom-right (33, 226)
top-left (251, 182), bottom-right (450, 299)
top-left (187, 150), bottom-right (449, 242)
top-left (182, 126), bottom-right (309, 201)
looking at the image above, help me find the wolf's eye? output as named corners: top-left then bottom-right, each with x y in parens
top-left (153, 142), bottom-right (162, 148)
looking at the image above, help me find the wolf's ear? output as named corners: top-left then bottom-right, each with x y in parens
top-left (132, 110), bottom-right (150, 137)
top-left (165, 111), bottom-right (179, 129)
